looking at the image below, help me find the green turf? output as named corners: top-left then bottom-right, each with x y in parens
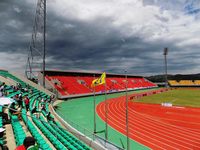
top-left (56, 89), bottom-right (157, 150)
top-left (135, 88), bottom-right (200, 108)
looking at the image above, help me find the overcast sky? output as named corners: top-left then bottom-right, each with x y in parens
top-left (1, 0), bottom-right (200, 76)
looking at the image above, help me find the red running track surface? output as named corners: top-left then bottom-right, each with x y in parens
top-left (96, 96), bottom-right (200, 150)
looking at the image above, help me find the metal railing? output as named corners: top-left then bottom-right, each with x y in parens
top-left (56, 111), bottom-right (124, 150)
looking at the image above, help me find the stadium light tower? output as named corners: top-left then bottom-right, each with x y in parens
top-left (25, 0), bottom-right (46, 88)
top-left (163, 48), bottom-right (168, 88)
top-left (124, 70), bottom-right (130, 150)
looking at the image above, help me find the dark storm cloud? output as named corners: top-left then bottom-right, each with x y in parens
top-left (45, 14), bottom-right (186, 75)
top-left (35, 12), bottom-right (200, 74)
top-left (0, 0), bottom-right (36, 54)
top-left (1, 0), bottom-right (200, 75)
top-left (45, 15), bottom-right (173, 75)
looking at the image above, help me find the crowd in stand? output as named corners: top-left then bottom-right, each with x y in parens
top-left (0, 82), bottom-right (55, 150)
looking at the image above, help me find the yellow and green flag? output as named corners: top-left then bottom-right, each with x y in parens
top-left (91, 72), bottom-right (106, 87)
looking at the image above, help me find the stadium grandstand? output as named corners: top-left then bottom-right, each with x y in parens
top-left (0, 69), bottom-right (159, 149)
top-left (2, 68), bottom-right (200, 150)
top-left (0, 69), bottom-right (104, 150)
top-left (168, 80), bottom-right (200, 86)
top-left (3, 0), bottom-right (200, 149)
top-left (41, 70), bottom-right (157, 99)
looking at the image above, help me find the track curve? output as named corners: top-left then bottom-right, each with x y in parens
top-left (96, 96), bottom-right (200, 150)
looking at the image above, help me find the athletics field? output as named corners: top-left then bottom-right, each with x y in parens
top-left (55, 88), bottom-right (200, 150)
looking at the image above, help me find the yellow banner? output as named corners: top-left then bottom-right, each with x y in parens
top-left (91, 72), bottom-right (106, 87)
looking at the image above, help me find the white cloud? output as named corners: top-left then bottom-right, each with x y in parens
top-left (13, 6), bottom-right (22, 13)
top-left (47, 0), bottom-right (200, 46)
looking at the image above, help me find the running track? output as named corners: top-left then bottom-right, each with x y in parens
top-left (96, 95), bottom-right (200, 150)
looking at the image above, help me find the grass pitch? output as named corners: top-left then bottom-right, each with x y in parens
top-left (134, 88), bottom-right (200, 108)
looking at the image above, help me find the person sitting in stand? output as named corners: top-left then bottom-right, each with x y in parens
top-left (9, 102), bottom-right (21, 120)
top-left (24, 96), bottom-right (30, 111)
top-left (0, 128), bottom-right (5, 139)
top-left (31, 106), bottom-right (37, 114)
top-left (48, 94), bottom-right (55, 103)
top-left (18, 93), bottom-right (23, 108)
top-left (29, 89), bottom-right (33, 95)
top-left (0, 107), bottom-right (9, 124)
top-left (0, 128), bottom-right (6, 149)
top-left (31, 106), bottom-right (41, 118)
top-left (15, 136), bottom-right (39, 150)
top-left (41, 104), bottom-right (46, 113)
top-left (0, 89), bottom-right (3, 97)
top-left (0, 83), bottom-right (5, 91)
top-left (21, 87), bottom-right (28, 93)
top-left (14, 85), bottom-right (19, 92)
top-left (40, 97), bottom-right (45, 107)
top-left (16, 83), bottom-right (22, 90)
top-left (46, 112), bottom-right (56, 124)
top-left (44, 95), bottom-right (48, 103)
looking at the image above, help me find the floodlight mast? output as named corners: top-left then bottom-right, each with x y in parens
top-left (125, 70), bottom-right (130, 150)
top-left (43, 0), bottom-right (46, 88)
top-left (163, 48), bottom-right (168, 88)
top-left (25, 0), bottom-right (46, 88)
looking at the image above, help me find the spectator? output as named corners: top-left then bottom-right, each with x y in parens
top-left (18, 93), bottom-right (23, 108)
top-left (49, 94), bottom-right (55, 103)
top-left (46, 112), bottom-right (55, 123)
top-left (0, 83), bottom-right (5, 91)
top-left (0, 89), bottom-right (3, 97)
top-left (14, 94), bottom-right (20, 108)
top-left (44, 95), bottom-right (48, 102)
top-left (9, 102), bottom-right (21, 120)
top-left (24, 96), bottom-right (30, 111)
top-left (13, 85), bottom-right (18, 92)
top-left (40, 98), bottom-right (45, 107)
top-left (41, 105), bottom-right (46, 112)
top-left (31, 107), bottom-right (37, 114)
top-left (24, 136), bottom-right (38, 150)
top-left (15, 136), bottom-right (39, 150)
top-left (31, 107), bottom-right (41, 118)
top-left (0, 128), bottom-right (7, 150)
top-left (0, 110), bottom-right (9, 124)
top-left (9, 102), bottom-right (17, 114)
top-left (0, 128), bottom-right (5, 138)
top-left (16, 83), bottom-right (22, 90)
top-left (29, 89), bottom-right (33, 95)
top-left (21, 87), bottom-right (28, 93)
top-left (14, 94), bottom-right (19, 100)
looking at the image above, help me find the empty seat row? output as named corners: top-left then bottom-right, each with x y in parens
top-left (168, 80), bottom-right (200, 86)
top-left (31, 114), bottom-right (67, 150)
top-left (21, 109), bottom-right (52, 150)
top-left (10, 115), bottom-right (26, 146)
top-left (48, 75), bottom-right (157, 96)
top-left (49, 120), bottom-right (90, 150)
top-left (40, 116), bottom-right (78, 150)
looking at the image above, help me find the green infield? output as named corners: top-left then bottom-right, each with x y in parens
top-left (134, 88), bottom-right (200, 108)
